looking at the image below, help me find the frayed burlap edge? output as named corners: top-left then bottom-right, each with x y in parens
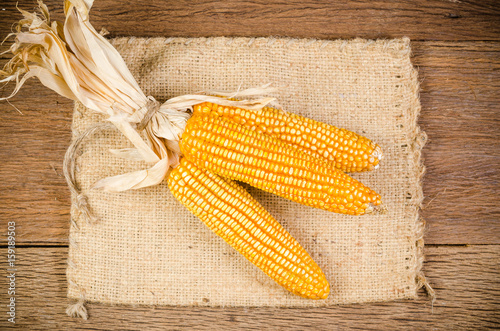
top-left (64, 36), bottom-right (434, 319)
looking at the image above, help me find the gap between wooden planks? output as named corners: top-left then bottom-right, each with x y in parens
top-left (0, 41), bottom-right (498, 245)
top-left (0, 245), bottom-right (498, 329)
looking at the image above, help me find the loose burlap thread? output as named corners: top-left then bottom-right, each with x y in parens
top-left (66, 36), bottom-right (430, 315)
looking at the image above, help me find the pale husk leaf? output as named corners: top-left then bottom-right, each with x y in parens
top-left (1, 0), bottom-right (274, 191)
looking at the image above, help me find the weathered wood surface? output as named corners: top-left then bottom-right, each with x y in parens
top-left (0, 0), bottom-right (499, 329)
top-left (1, 0), bottom-right (499, 41)
top-left (0, 245), bottom-right (498, 329)
top-left (1, 41), bottom-right (498, 245)
top-left (414, 42), bottom-right (500, 244)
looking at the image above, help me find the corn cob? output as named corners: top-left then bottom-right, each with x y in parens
top-left (180, 111), bottom-right (381, 215)
top-left (193, 102), bottom-right (383, 173)
top-left (168, 158), bottom-right (330, 299)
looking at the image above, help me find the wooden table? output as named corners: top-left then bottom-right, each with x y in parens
top-left (0, 1), bottom-right (498, 329)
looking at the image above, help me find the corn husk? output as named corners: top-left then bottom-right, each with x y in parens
top-left (1, 0), bottom-right (275, 191)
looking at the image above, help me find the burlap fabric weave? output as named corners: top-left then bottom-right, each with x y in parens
top-left (67, 37), bottom-right (425, 306)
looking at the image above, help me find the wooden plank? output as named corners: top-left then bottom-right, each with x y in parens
top-left (1, 40), bottom-right (498, 245)
top-left (414, 42), bottom-right (500, 139)
top-left (422, 141), bottom-right (500, 243)
top-left (412, 42), bottom-right (500, 244)
top-left (0, 1), bottom-right (497, 329)
top-left (0, 84), bottom-right (72, 245)
top-left (0, 245), bottom-right (498, 329)
top-left (1, 0), bottom-right (499, 41)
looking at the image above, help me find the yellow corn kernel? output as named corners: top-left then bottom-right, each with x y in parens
top-left (194, 102), bottom-right (382, 173)
top-left (181, 112), bottom-right (382, 215)
top-left (168, 158), bottom-right (330, 299)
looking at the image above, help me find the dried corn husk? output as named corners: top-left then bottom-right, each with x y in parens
top-left (1, 0), bottom-right (274, 191)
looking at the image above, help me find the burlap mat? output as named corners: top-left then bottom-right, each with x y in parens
top-left (67, 37), bottom-right (426, 307)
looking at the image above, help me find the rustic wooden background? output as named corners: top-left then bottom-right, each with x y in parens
top-left (0, 0), bottom-right (499, 329)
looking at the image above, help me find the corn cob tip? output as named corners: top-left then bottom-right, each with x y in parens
top-left (372, 145), bottom-right (383, 159)
top-left (319, 283), bottom-right (330, 299)
top-left (364, 203), bottom-right (386, 215)
top-left (370, 145), bottom-right (383, 170)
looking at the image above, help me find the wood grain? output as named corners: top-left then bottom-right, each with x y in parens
top-left (413, 42), bottom-right (500, 244)
top-left (0, 1), bottom-right (499, 329)
top-left (0, 245), bottom-right (498, 329)
top-left (1, 0), bottom-right (499, 41)
top-left (1, 41), bottom-right (498, 245)
top-left (0, 85), bottom-right (73, 245)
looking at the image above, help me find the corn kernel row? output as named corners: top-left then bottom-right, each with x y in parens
top-left (181, 112), bottom-right (381, 215)
top-left (194, 102), bottom-right (383, 173)
top-left (168, 158), bottom-right (330, 299)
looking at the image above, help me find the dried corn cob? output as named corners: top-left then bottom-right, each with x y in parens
top-left (180, 111), bottom-right (381, 215)
top-left (168, 158), bottom-right (330, 299)
top-left (193, 102), bottom-right (383, 173)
